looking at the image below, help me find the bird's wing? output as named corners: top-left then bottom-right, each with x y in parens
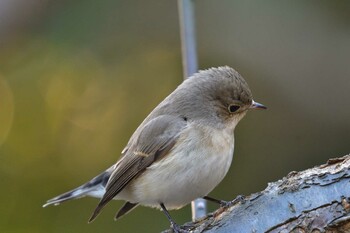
top-left (88, 115), bottom-right (187, 222)
top-left (115, 202), bottom-right (139, 220)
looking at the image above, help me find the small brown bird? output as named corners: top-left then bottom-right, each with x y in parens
top-left (44, 66), bottom-right (266, 232)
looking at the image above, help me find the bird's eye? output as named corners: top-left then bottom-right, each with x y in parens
top-left (228, 104), bottom-right (240, 113)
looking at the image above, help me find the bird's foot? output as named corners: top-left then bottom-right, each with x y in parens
top-left (219, 194), bottom-right (245, 208)
top-left (212, 195), bottom-right (246, 218)
top-left (230, 194), bottom-right (246, 206)
top-left (217, 199), bottom-right (231, 208)
top-left (170, 223), bottom-right (190, 233)
top-left (203, 195), bottom-right (246, 208)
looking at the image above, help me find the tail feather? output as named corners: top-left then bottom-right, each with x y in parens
top-left (43, 184), bottom-right (92, 207)
top-left (43, 168), bottom-right (112, 208)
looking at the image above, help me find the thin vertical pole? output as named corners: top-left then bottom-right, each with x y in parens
top-left (178, 0), bottom-right (198, 77)
top-left (177, 0), bottom-right (207, 221)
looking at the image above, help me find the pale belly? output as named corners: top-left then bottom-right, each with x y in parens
top-left (117, 126), bottom-right (235, 210)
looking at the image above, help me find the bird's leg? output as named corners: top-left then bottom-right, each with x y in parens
top-left (203, 195), bottom-right (245, 208)
top-left (160, 203), bottom-right (187, 233)
top-left (203, 196), bottom-right (229, 207)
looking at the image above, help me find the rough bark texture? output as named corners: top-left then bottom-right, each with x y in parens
top-left (163, 155), bottom-right (350, 233)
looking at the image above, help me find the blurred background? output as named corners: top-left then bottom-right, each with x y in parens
top-left (0, 0), bottom-right (349, 232)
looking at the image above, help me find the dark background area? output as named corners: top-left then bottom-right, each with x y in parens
top-left (0, 1), bottom-right (349, 232)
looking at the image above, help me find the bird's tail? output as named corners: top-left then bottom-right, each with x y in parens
top-left (43, 168), bottom-right (112, 208)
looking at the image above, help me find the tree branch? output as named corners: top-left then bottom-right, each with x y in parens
top-left (163, 155), bottom-right (350, 232)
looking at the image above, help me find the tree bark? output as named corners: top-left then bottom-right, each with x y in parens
top-left (163, 155), bottom-right (350, 233)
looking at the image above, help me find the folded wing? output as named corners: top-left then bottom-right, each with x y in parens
top-left (88, 115), bottom-right (187, 222)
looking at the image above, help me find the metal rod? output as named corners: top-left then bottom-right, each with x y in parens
top-left (178, 0), bottom-right (198, 77)
top-left (177, 0), bottom-right (207, 221)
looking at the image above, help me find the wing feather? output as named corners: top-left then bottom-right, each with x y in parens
top-left (88, 115), bottom-right (187, 222)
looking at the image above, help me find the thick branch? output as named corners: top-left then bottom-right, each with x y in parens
top-left (164, 155), bottom-right (350, 232)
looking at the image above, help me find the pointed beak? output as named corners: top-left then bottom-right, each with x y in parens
top-left (250, 100), bottom-right (267, 110)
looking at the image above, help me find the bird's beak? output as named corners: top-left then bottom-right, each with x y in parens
top-left (250, 100), bottom-right (267, 110)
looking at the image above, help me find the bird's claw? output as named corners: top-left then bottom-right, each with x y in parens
top-left (218, 195), bottom-right (245, 208)
top-left (231, 194), bottom-right (246, 205)
top-left (171, 223), bottom-right (190, 233)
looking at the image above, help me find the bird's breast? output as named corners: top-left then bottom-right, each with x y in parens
top-left (118, 123), bottom-right (235, 209)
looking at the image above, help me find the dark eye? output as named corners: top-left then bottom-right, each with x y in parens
top-left (228, 104), bottom-right (240, 113)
